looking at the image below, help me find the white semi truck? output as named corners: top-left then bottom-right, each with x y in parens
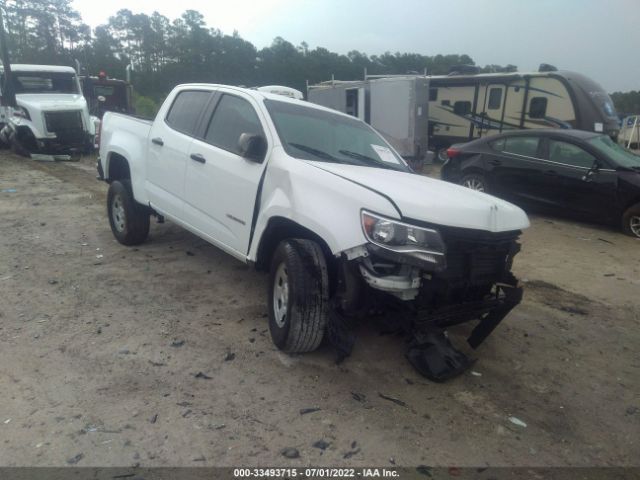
top-left (0, 64), bottom-right (96, 155)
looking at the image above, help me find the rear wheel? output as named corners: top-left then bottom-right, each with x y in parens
top-left (622, 203), bottom-right (640, 238)
top-left (436, 148), bottom-right (449, 163)
top-left (268, 239), bottom-right (329, 353)
top-left (107, 180), bottom-right (150, 245)
top-left (460, 173), bottom-right (488, 193)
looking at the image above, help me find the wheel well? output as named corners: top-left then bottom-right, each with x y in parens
top-left (624, 198), bottom-right (640, 213)
top-left (255, 217), bottom-right (336, 285)
top-left (15, 126), bottom-right (37, 148)
top-left (107, 153), bottom-right (131, 182)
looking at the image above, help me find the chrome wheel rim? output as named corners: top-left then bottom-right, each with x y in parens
top-left (463, 177), bottom-right (485, 192)
top-left (630, 216), bottom-right (640, 237)
top-left (438, 149), bottom-right (448, 162)
top-left (273, 263), bottom-right (289, 328)
top-left (111, 194), bottom-right (126, 233)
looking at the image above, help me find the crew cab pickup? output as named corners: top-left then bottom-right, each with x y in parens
top-left (98, 84), bottom-right (530, 379)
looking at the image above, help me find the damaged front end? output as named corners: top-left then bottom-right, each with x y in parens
top-left (335, 212), bottom-right (523, 381)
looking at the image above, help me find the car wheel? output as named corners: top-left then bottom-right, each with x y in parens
top-left (107, 179), bottom-right (150, 245)
top-left (436, 148), bottom-right (449, 163)
top-left (460, 173), bottom-right (488, 193)
top-left (268, 239), bottom-right (329, 353)
top-left (622, 203), bottom-right (640, 238)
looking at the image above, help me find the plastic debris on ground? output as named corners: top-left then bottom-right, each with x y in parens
top-left (405, 331), bottom-right (474, 382)
top-left (31, 153), bottom-right (77, 162)
top-left (508, 416), bottom-right (527, 428)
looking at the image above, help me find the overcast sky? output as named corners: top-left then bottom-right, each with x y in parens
top-left (71, 0), bottom-right (640, 92)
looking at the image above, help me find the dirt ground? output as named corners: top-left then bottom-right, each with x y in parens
top-left (0, 152), bottom-right (638, 468)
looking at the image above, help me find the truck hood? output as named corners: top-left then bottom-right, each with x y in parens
top-left (307, 162), bottom-right (530, 232)
top-left (17, 93), bottom-right (88, 112)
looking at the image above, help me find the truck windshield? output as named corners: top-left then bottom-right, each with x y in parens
top-left (588, 135), bottom-right (640, 169)
top-left (264, 99), bottom-right (410, 172)
top-left (8, 71), bottom-right (79, 94)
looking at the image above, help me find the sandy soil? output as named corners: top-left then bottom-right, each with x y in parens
top-left (0, 153), bottom-right (638, 468)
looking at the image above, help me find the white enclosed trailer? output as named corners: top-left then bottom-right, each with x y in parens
top-left (307, 76), bottom-right (430, 164)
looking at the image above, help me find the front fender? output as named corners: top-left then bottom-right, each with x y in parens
top-left (248, 154), bottom-right (399, 261)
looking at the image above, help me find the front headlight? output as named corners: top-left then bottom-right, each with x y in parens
top-left (361, 210), bottom-right (446, 268)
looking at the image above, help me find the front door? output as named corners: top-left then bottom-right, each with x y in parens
top-left (544, 138), bottom-right (618, 219)
top-left (183, 91), bottom-right (270, 257)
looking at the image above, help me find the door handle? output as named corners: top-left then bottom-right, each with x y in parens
top-left (151, 137), bottom-right (164, 146)
top-left (190, 153), bottom-right (206, 164)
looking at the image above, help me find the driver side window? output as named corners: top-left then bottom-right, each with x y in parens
top-left (548, 140), bottom-right (596, 168)
top-left (205, 94), bottom-right (264, 155)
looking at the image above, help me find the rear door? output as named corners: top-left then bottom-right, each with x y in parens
top-left (486, 135), bottom-right (553, 206)
top-left (183, 91), bottom-right (271, 257)
top-left (543, 138), bottom-right (618, 218)
top-left (146, 89), bottom-right (212, 218)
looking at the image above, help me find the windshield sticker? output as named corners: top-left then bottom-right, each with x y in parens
top-left (594, 122), bottom-right (603, 132)
top-left (371, 145), bottom-right (400, 164)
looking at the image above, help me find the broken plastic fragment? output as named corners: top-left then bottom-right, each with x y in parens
top-left (508, 416), bottom-right (527, 428)
top-left (406, 331), bottom-right (474, 382)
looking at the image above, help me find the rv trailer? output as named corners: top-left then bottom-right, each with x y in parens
top-left (428, 65), bottom-right (619, 160)
top-left (307, 76), bottom-right (430, 166)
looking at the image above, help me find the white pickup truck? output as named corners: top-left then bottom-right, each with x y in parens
top-left (98, 84), bottom-right (530, 380)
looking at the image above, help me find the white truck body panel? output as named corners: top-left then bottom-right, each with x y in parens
top-left (99, 84), bottom-right (530, 264)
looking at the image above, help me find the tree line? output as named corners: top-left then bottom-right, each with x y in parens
top-left (0, 0), bottom-right (635, 116)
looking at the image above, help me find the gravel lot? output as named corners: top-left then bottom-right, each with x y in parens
top-left (0, 152), bottom-right (638, 467)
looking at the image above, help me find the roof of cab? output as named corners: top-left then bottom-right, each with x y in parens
top-left (173, 83), bottom-right (356, 119)
top-left (1, 64), bottom-right (77, 73)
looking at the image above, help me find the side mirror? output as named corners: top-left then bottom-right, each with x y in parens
top-left (238, 133), bottom-right (267, 163)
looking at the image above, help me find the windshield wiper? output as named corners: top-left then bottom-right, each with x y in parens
top-left (288, 143), bottom-right (339, 162)
top-left (338, 149), bottom-right (405, 171)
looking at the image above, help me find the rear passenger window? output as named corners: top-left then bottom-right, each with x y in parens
top-left (487, 88), bottom-right (502, 110)
top-left (204, 94), bottom-right (264, 155)
top-left (548, 140), bottom-right (596, 168)
top-left (165, 90), bottom-right (211, 136)
top-left (504, 137), bottom-right (540, 157)
top-left (529, 97), bottom-right (548, 119)
top-left (453, 101), bottom-right (471, 115)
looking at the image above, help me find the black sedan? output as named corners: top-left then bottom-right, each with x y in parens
top-left (440, 129), bottom-right (640, 238)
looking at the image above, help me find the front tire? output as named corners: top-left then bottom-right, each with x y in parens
top-left (460, 172), bottom-right (488, 193)
top-left (622, 203), bottom-right (640, 238)
top-left (107, 180), bottom-right (150, 245)
top-left (268, 239), bottom-right (329, 353)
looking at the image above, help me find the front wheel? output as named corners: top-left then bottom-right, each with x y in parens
top-left (268, 239), bottom-right (329, 353)
top-left (460, 173), bottom-right (488, 193)
top-left (107, 180), bottom-right (150, 245)
top-left (622, 203), bottom-right (640, 238)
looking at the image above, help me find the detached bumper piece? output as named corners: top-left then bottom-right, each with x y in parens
top-left (406, 331), bottom-right (474, 382)
top-left (414, 273), bottom-right (523, 349)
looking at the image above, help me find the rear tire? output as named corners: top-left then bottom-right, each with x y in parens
top-left (268, 239), bottom-right (329, 353)
top-left (460, 172), bottom-right (488, 193)
top-left (436, 147), bottom-right (449, 163)
top-left (622, 203), bottom-right (640, 238)
top-left (107, 180), bottom-right (150, 245)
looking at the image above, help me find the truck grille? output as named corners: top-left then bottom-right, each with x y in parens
top-left (442, 229), bottom-right (519, 284)
top-left (44, 111), bottom-right (83, 134)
